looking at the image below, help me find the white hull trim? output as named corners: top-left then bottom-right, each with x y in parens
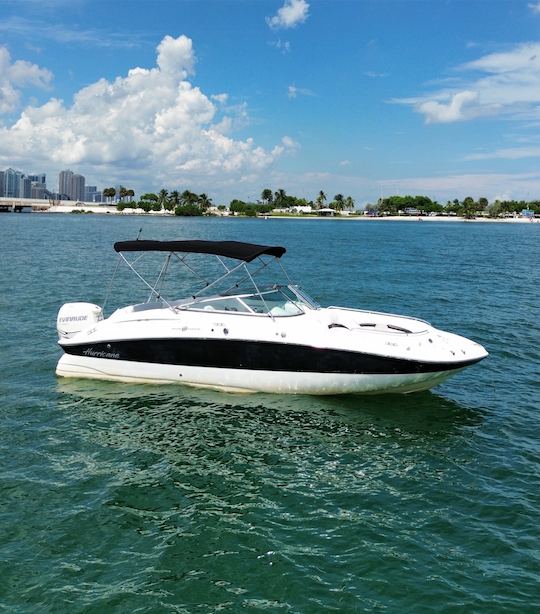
top-left (56, 354), bottom-right (463, 395)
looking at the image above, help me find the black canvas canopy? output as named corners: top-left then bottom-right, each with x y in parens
top-left (113, 240), bottom-right (286, 262)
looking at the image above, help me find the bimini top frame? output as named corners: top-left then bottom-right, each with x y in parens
top-left (105, 239), bottom-right (292, 317)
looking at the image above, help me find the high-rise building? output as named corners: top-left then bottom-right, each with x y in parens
top-left (58, 169), bottom-right (73, 198)
top-left (59, 169), bottom-right (86, 200)
top-left (4, 168), bottom-right (23, 198)
top-left (28, 173), bottom-right (46, 187)
top-left (72, 173), bottom-right (86, 201)
top-left (0, 171), bottom-right (4, 197)
top-left (20, 176), bottom-right (32, 199)
top-left (27, 173), bottom-right (47, 200)
top-left (31, 183), bottom-right (47, 199)
top-left (85, 185), bottom-right (101, 202)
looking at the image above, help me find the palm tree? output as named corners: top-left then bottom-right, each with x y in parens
top-left (119, 186), bottom-right (128, 202)
top-left (164, 190), bottom-right (179, 212)
top-left (198, 193), bottom-right (212, 210)
top-left (261, 188), bottom-right (273, 204)
top-left (169, 190), bottom-right (180, 206)
top-left (274, 189), bottom-right (287, 208)
top-left (462, 196), bottom-right (476, 219)
top-left (345, 195), bottom-right (355, 210)
top-left (332, 194), bottom-right (345, 212)
top-left (126, 189), bottom-right (135, 202)
top-left (103, 187), bottom-right (116, 203)
top-left (315, 190), bottom-right (326, 210)
top-left (181, 190), bottom-right (197, 206)
top-left (158, 189), bottom-right (169, 210)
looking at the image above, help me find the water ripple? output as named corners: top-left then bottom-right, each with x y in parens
top-left (1, 216), bottom-right (539, 611)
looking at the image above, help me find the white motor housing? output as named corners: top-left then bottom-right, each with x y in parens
top-left (57, 302), bottom-right (103, 340)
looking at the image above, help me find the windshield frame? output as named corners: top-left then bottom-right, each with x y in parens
top-left (174, 286), bottom-right (313, 317)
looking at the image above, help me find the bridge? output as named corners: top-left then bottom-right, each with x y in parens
top-left (0, 197), bottom-right (51, 212)
top-left (0, 196), bottom-right (117, 214)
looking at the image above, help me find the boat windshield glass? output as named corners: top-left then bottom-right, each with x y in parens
top-left (177, 288), bottom-right (305, 316)
top-left (284, 285), bottom-right (321, 310)
top-left (176, 296), bottom-right (250, 313)
top-left (241, 289), bottom-right (303, 316)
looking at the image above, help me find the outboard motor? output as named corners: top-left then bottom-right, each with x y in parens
top-left (57, 302), bottom-right (103, 340)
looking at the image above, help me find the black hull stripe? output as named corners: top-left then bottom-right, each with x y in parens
top-left (61, 338), bottom-right (483, 375)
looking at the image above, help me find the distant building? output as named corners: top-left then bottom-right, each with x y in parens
top-left (318, 208), bottom-right (335, 217)
top-left (72, 174), bottom-right (85, 201)
top-left (59, 169), bottom-right (86, 200)
top-left (85, 185), bottom-right (102, 203)
top-left (0, 171), bottom-right (4, 197)
top-left (31, 183), bottom-right (47, 199)
top-left (27, 173), bottom-right (46, 186)
top-left (4, 168), bottom-right (23, 198)
top-left (403, 207), bottom-right (421, 216)
top-left (291, 205), bottom-right (313, 214)
top-left (59, 170), bottom-right (73, 198)
top-left (20, 176), bottom-right (32, 199)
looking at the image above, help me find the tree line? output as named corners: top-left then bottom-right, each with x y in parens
top-left (230, 189), bottom-right (356, 216)
top-left (104, 185), bottom-right (540, 218)
top-left (107, 186), bottom-right (356, 216)
top-left (369, 195), bottom-right (540, 218)
top-left (110, 188), bottom-right (217, 216)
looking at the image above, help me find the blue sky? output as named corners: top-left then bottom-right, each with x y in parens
top-left (1, 0), bottom-right (540, 205)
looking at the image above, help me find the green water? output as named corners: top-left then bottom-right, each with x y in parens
top-left (1, 214), bottom-right (539, 612)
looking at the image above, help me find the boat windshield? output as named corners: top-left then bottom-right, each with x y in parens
top-left (285, 285), bottom-right (321, 310)
top-left (241, 289), bottom-right (303, 315)
top-left (176, 286), bottom-right (309, 316)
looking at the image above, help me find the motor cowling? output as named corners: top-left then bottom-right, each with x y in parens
top-left (57, 302), bottom-right (103, 340)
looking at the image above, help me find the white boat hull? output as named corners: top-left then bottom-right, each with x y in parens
top-left (56, 353), bottom-right (465, 395)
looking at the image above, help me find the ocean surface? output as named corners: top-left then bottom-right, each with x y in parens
top-left (1, 213), bottom-right (539, 612)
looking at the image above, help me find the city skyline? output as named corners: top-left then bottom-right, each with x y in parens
top-left (1, 1), bottom-right (540, 205)
top-left (0, 166), bottom-right (103, 202)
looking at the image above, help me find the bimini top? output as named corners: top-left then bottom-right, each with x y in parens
top-left (113, 239), bottom-right (286, 263)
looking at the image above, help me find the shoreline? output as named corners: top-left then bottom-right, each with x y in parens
top-left (4, 204), bottom-right (538, 223)
top-left (257, 214), bottom-right (539, 223)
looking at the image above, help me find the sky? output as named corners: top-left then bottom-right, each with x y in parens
top-left (2, 0), bottom-right (540, 206)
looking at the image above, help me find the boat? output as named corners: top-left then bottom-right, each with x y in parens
top-left (56, 239), bottom-right (488, 395)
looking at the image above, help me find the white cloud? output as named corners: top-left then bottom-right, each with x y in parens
top-left (417, 90), bottom-right (478, 124)
top-left (529, 2), bottom-right (540, 14)
top-left (280, 135), bottom-right (299, 151)
top-left (269, 39), bottom-right (291, 53)
top-left (0, 36), bottom-right (294, 196)
top-left (267, 0), bottom-right (309, 30)
top-left (0, 46), bottom-right (52, 113)
top-left (365, 71), bottom-right (388, 78)
top-left (156, 35), bottom-right (194, 77)
top-left (461, 43), bottom-right (540, 73)
top-left (211, 93), bottom-right (228, 104)
top-left (396, 42), bottom-right (540, 124)
top-left (0, 16), bottom-right (138, 48)
top-left (464, 146), bottom-right (540, 160)
top-left (287, 84), bottom-right (314, 99)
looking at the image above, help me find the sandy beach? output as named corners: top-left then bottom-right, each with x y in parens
top-left (37, 205), bottom-right (540, 223)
